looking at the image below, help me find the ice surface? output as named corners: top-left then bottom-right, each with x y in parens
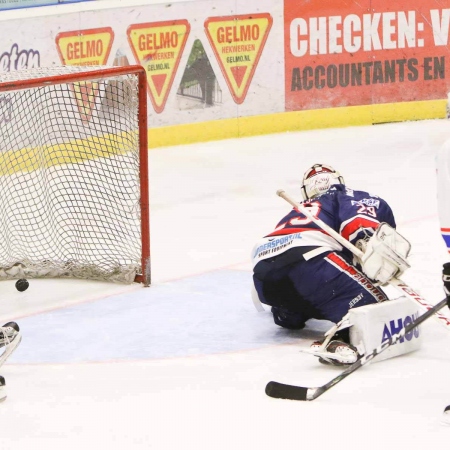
top-left (1, 120), bottom-right (450, 448)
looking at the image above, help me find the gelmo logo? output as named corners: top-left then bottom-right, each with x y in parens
top-left (0, 44), bottom-right (40, 72)
top-left (381, 313), bottom-right (420, 344)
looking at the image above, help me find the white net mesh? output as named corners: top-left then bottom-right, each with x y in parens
top-left (0, 66), bottom-right (145, 283)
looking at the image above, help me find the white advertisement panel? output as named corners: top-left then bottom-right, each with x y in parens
top-left (0, 0), bottom-right (284, 130)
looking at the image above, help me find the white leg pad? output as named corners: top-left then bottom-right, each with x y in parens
top-left (348, 296), bottom-right (422, 363)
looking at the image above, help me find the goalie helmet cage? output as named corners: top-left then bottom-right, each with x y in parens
top-left (0, 65), bottom-right (150, 286)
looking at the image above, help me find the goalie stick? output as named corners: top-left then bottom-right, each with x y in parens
top-left (266, 296), bottom-right (448, 401)
top-left (276, 190), bottom-right (450, 330)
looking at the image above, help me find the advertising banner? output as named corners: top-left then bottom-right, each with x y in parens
top-left (204, 13), bottom-right (273, 104)
top-left (56, 28), bottom-right (114, 120)
top-left (0, 0), bottom-right (90, 10)
top-left (0, 0), bottom-right (55, 8)
top-left (285, 0), bottom-right (450, 111)
top-left (128, 20), bottom-right (191, 114)
top-left (0, 0), bottom-right (283, 135)
top-left (0, 0), bottom-right (447, 144)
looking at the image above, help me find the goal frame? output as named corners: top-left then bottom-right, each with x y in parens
top-left (0, 65), bottom-right (151, 286)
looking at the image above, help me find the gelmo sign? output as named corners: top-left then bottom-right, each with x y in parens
top-left (55, 28), bottom-right (114, 121)
top-left (284, 0), bottom-right (450, 111)
top-left (127, 20), bottom-right (190, 114)
top-left (205, 13), bottom-right (272, 104)
top-left (56, 28), bottom-right (114, 66)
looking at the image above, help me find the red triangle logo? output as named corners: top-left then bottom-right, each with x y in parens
top-left (151, 74), bottom-right (167, 97)
top-left (73, 81), bottom-right (97, 121)
top-left (230, 66), bottom-right (247, 89)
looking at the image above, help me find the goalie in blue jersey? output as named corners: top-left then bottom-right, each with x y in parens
top-left (252, 164), bottom-right (411, 365)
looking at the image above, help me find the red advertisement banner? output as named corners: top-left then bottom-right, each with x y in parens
top-left (284, 0), bottom-right (450, 111)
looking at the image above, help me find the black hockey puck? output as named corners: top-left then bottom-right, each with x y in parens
top-left (15, 279), bottom-right (29, 292)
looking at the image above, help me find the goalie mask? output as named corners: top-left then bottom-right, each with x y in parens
top-left (301, 164), bottom-right (345, 200)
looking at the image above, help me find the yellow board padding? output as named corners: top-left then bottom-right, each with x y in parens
top-left (0, 99), bottom-right (445, 177)
top-left (148, 99), bottom-right (448, 148)
top-left (0, 131), bottom-right (136, 177)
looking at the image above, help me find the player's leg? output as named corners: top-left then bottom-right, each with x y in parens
top-left (443, 263), bottom-right (450, 307)
top-left (0, 322), bottom-right (21, 402)
top-left (253, 268), bottom-right (320, 330)
top-left (0, 322), bottom-right (20, 348)
top-left (437, 139), bottom-right (450, 254)
top-left (0, 321), bottom-right (21, 369)
top-left (0, 376), bottom-right (5, 402)
top-left (288, 251), bottom-right (387, 322)
top-left (287, 251), bottom-right (388, 365)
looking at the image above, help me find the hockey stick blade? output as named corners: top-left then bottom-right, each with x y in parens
top-left (266, 297), bottom-right (448, 401)
top-left (266, 382), bottom-right (320, 401)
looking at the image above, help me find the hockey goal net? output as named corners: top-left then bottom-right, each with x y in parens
top-left (0, 65), bottom-right (150, 285)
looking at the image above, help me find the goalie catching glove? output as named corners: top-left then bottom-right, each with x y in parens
top-left (356, 223), bottom-right (411, 285)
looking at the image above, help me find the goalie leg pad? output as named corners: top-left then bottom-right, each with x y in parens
top-left (348, 296), bottom-right (422, 363)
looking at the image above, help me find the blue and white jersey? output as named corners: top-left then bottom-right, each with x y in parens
top-left (252, 184), bottom-right (396, 267)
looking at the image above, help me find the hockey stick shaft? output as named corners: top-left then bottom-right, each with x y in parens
top-left (266, 296), bottom-right (448, 401)
top-left (276, 189), bottom-right (450, 329)
top-left (388, 279), bottom-right (450, 328)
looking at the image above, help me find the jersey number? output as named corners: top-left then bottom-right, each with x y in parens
top-left (289, 202), bottom-right (321, 226)
top-left (272, 202), bottom-right (322, 233)
top-left (357, 204), bottom-right (376, 217)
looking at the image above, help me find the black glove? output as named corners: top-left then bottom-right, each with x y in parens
top-left (443, 263), bottom-right (450, 308)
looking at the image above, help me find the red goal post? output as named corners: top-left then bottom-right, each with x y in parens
top-left (0, 65), bottom-right (150, 286)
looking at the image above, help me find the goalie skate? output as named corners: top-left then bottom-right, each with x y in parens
top-left (0, 322), bottom-right (19, 347)
top-left (0, 322), bottom-right (21, 369)
top-left (309, 339), bottom-right (360, 366)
